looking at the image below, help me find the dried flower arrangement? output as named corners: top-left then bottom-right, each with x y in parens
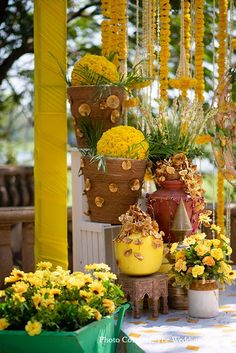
top-left (117, 204), bottom-right (164, 244)
top-left (154, 153), bottom-right (205, 213)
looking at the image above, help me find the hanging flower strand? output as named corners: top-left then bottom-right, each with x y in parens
top-left (217, 0), bottom-right (228, 231)
top-left (169, 0), bottom-right (196, 98)
top-left (159, 0), bottom-right (171, 101)
top-left (194, 0), bottom-right (205, 102)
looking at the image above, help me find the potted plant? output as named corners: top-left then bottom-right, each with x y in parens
top-left (67, 54), bottom-right (149, 147)
top-left (168, 223), bottom-right (236, 318)
top-left (114, 204), bottom-right (164, 276)
top-left (80, 125), bottom-right (149, 224)
top-left (145, 99), bottom-right (215, 243)
top-left (0, 262), bottom-right (128, 353)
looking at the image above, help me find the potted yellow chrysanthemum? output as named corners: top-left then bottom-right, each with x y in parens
top-left (67, 53), bottom-right (149, 148)
top-left (168, 224), bottom-right (236, 318)
top-left (0, 262), bottom-right (128, 353)
top-left (80, 125), bottom-right (149, 224)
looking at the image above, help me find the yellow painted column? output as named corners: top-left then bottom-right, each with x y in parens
top-left (34, 1), bottom-right (68, 268)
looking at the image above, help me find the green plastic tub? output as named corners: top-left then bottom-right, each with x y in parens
top-left (0, 304), bottom-right (129, 353)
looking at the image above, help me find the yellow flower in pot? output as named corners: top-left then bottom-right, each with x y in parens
top-left (81, 126), bottom-right (149, 225)
top-left (114, 204), bottom-right (164, 275)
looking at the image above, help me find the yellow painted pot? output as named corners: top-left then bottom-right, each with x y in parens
top-left (114, 233), bottom-right (163, 276)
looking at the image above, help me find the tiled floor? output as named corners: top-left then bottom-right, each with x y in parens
top-left (120, 285), bottom-right (236, 352)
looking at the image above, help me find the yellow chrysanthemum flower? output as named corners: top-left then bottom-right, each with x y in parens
top-left (0, 318), bottom-right (9, 330)
top-left (80, 290), bottom-right (93, 303)
top-left (71, 54), bottom-right (119, 86)
top-left (102, 299), bottom-right (115, 314)
top-left (192, 265), bottom-right (205, 278)
top-left (97, 126), bottom-right (149, 160)
top-left (25, 320), bottom-right (42, 336)
top-left (89, 281), bottom-right (105, 297)
top-left (12, 281), bottom-right (28, 294)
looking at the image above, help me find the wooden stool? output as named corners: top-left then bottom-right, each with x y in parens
top-left (118, 273), bottom-right (168, 318)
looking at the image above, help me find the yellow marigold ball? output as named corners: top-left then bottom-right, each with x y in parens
top-left (97, 126), bottom-right (149, 160)
top-left (71, 54), bottom-right (119, 86)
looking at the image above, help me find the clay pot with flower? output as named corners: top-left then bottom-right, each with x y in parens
top-left (0, 262), bottom-right (128, 353)
top-left (114, 204), bottom-right (164, 276)
top-left (80, 125), bottom-right (149, 224)
top-left (147, 153), bottom-right (205, 244)
top-left (169, 224), bottom-right (236, 318)
top-left (146, 99), bottom-right (215, 244)
top-left (67, 54), bottom-right (124, 148)
top-left (68, 54), bottom-right (149, 148)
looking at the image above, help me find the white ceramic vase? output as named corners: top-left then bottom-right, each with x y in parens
top-left (188, 280), bottom-right (219, 318)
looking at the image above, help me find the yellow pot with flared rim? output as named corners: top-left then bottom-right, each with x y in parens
top-left (114, 233), bottom-right (163, 276)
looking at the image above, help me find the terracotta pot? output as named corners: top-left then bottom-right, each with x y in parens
top-left (114, 233), bottom-right (163, 276)
top-left (188, 280), bottom-right (219, 318)
top-left (67, 86), bottom-right (124, 148)
top-left (81, 157), bottom-right (146, 224)
top-left (146, 180), bottom-right (202, 243)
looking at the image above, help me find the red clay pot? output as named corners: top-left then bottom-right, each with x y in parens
top-left (146, 180), bottom-right (201, 243)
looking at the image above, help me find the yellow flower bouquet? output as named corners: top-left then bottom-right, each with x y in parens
top-left (169, 225), bottom-right (236, 288)
top-left (0, 262), bottom-right (125, 336)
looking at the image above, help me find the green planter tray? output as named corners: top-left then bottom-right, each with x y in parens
top-left (0, 304), bottom-right (130, 353)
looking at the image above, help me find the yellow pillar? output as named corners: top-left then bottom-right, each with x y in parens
top-left (34, 0), bottom-right (68, 268)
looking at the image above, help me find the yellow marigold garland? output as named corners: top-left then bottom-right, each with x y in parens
top-left (217, 0), bottom-right (228, 231)
top-left (101, 0), bottom-right (128, 64)
top-left (194, 0), bottom-right (205, 102)
top-left (159, 0), bottom-right (171, 101)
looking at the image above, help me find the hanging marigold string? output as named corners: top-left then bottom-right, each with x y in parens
top-left (159, 0), bottom-right (171, 101)
top-left (101, 0), bottom-right (128, 68)
top-left (194, 0), bottom-right (205, 102)
top-left (169, 0), bottom-right (196, 98)
top-left (217, 0), bottom-right (228, 231)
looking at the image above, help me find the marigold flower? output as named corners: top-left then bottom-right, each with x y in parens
top-left (25, 321), bottom-right (42, 336)
top-left (97, 126), bottom-right (149, 160)
top-left (195, 135), bottom-right (212, 145)
top-left (71, 54), bottom-right (119, 86)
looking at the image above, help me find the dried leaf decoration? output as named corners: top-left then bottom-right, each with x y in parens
top-left (124, 249), bottom-right (132, 257)
top-left (85, 178), bottom-right (91, 191)
top-left (152, 239), bottom-right (163, 249)
top-left (76, 128), bottom-right (83, 138)
top-left (78, 103), bottom-right (91, 116)
top-left (111, 110), bottom-right (120, 123)
top-left (123, 237), bottom-right (133, 244)
top-left (133, 238), bottom-right (143, 245)
top-left (109, 183), bottom-right (118, 193)
top-left (106, 95), bottom-right (120, 109)
top-left (166, 166), bottom-right (175, 174)
top-left (99, 100), bottom-right (107, 110)
top-left (121, 160), bottom-right (132, 170)
top-left (129, 179), bottom-right (141, 191)
top-left (95, 196), bottom-right (104, 207)
top-left (134, 252), bottom-right (144, 261)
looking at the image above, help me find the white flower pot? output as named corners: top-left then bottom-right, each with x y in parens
top-left (188, 280), bottom-right (219, 318)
